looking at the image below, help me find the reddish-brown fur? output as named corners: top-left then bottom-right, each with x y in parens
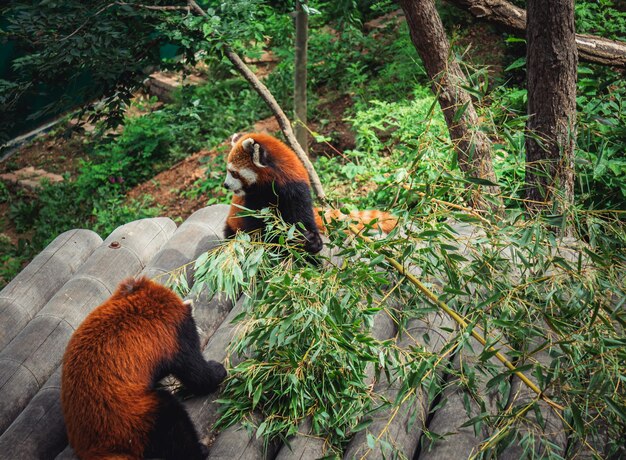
top-left (228, 133), bottom-right (310, 187)
top-left (226, 133), bottom-right (398, 235)
top-left (61, 278), bottom-right (189, 460)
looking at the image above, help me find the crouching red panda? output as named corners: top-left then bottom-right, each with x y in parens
top-left (223, 133), bottom-right (397, 253)
top-left (61, 277), bottom-right (226, 460)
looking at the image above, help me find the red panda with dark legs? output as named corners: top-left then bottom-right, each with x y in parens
top-left (224, 133), bottom-right (397, 253)
top-left (61, 277), bottom-right (226, 460)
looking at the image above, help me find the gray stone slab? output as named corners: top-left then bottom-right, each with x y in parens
top-left (343, 312), bottom-right (454, 460)
top-left (0, 229), bottom-right (102, 350)
top-left (500, 336), bottom-right (567, 460)
top-left (0, 217), bottom-right (175, 435)
top-left (274, 418), bottom-right (327, 460)
top-left (208, 413), bottom-right (279, 460)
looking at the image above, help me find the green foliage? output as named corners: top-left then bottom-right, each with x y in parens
top-left (182, 201), bottom-right (625, 457)
top-left (91, 193), bottom-right (163, 237)
top-left (575, 0), bottom-right (626, 39)
top-left (6, 180), bottom-right (162, 250)
top-left (315, 90), bottom-right (454, 209)
top-left (0, 234), bottom-right (30, 290)
top-left (173, 78), bottom-right (270, 146)
top-left (1, 0), bottom-right (269, 140)
top-left (177, 212), bottom-right (441, 454)
top-left (575, 66), bottom-right (626, 209)
top-left (181, 154), bottom-right (230, 205)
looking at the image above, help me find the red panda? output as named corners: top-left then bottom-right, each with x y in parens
top-left (61, 277), bottom-right (226, 460)
top-left (223, 133), bottom-right (397, 253)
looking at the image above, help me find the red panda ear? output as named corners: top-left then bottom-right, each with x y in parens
top-left (242, 137), bottom-right (268, 168)
top-left (231, 133), bottom-right (244, 147)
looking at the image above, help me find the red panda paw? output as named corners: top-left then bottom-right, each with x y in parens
top-left (304, 230), bottom-right (323, 254)
top-left (207, 360), bottom-right (227, 386)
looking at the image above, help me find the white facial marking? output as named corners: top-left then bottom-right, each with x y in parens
top-left (224, 170), bottom-right (244, 195)
top-left (237, 167), bottom-right (258, 184)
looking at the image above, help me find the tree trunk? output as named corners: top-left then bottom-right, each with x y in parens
top-left (445, 0), bottom-right (626, 67)
top-left (398, 0), bottom-right (501, 211)
top-left (524, 0), bottom-right (577, 215)
top-left (294, 0), bottom-right (308, 155)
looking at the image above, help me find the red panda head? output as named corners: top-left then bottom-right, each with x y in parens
top-left (224, 133), bottom-right (310, 196)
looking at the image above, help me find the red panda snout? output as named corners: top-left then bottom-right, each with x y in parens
top-left (224, 163), bottom-right (259, 196)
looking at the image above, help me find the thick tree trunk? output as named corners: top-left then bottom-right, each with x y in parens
top-left (398, 0), bottom-right (501, 211)
top-left (446, 0), bottom-right (626, 67)
top-left (524, 0), bottom-right (577, 214)
top-left (294, 0), bottom-right (308, 155)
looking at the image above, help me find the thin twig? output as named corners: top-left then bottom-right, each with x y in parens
top-left (61, 2), bottom-right (117, 41)
top-left (115, 2), bottom-right (190, 11)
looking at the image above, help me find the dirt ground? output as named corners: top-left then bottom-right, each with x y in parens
top-left (126, 148), bottom-right (223, 221)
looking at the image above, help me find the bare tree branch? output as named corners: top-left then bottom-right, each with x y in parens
top-left (61, 3), bottom-right (117, 41)
top-left (116, 2), bottom-right (190, 12)
top-left (187, 0), bottom-right (326, 199)
top-left (61, 2), bottom-right (190, 42)
top-left (445, 0), bottom-right (626, 67)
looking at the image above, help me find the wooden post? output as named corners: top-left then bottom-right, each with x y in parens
top-left (294, 0), bottom-right (309, 155)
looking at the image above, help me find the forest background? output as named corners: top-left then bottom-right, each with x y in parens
top-left (0, 0), bottom-right (625, 457)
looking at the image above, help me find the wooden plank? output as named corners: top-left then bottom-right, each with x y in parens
top-left (142, 204), bottom-right (229, 285)
top-left (0, 217), bottom-right (176, 435)
top-left (0, 229), bottom-right (102, 350)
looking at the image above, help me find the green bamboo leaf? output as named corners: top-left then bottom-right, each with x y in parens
top-left (256, 421), bottom-right (267, 439)
top-left (252, 384), bottom-right (263, 409)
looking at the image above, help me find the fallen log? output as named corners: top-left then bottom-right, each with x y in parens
top-left (445, 0), bottom-right (626, 67)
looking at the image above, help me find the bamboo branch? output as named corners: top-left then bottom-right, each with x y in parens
top-left (187, 0), bottom-right (326, 200)
top-left (350, 225), bottom-right (565, 412)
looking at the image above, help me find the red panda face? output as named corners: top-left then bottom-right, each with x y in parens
top-left (224, 162), bottom-right (257, 196)
top-left (224, 134), bottom-right (268, 196)
top-left (224, 132), bottom-right (311, 197)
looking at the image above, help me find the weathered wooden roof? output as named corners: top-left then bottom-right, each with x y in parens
top-left (0, 204), bottom-right (569, 459)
